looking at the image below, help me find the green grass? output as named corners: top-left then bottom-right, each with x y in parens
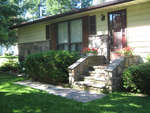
top-left (0, 74), bottom-right (150, 113)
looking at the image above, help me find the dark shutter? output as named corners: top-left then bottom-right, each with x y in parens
top-left (89, 15), bottom-right (96, 35)
top-left (82, 16), bottom-right (89, 48)
top-left (46, 25), bottom-right (50, 40)
top-left (50, 23), bottom-right (57, 50)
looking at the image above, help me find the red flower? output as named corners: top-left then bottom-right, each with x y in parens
top-left (82, 47), bottom-right (98, 54)
top-left (120, 46), bottom-right (133, 56)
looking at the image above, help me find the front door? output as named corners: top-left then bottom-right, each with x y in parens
top-left (108, 10), bottom-right (127, 60)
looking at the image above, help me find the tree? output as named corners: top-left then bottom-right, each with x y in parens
top-left (46, 0), bottom-right (93, 15)
top-left (25, 0), bottom-right (93, 19)
top-left (46, 0), bottom-right (71, 15)
top-left (71, 0), bottom-right (93, 9)
top-left (0, 0), bottom-right (33, 46)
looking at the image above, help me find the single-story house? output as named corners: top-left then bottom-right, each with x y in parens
top-left (11, 0), bottom-right (150, 61)
top-left (11, 0), bottom-right (150, 92)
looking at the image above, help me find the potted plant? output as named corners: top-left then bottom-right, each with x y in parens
top-left (82, 47), bottom-right (98, 56)
top-left (120, 46), bottom-right (133, 56)
top-left (118, 46), bottom-right (136, 67)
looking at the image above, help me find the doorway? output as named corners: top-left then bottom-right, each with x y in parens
top-left (108, 10), bottom-right (127, 60)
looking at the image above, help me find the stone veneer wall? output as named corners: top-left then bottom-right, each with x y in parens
top-left (68, 56), bottom-right (106, 84)
top-left (105, 56), bottom-right (143, 91)
top-left (18, 40), bottom-right (50, 61)
top-left (88, 35), bottom-right (109, 61)
top-left (68, 55), bottom-right (143, 92)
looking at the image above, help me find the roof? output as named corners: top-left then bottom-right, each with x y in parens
top-left (11, 0), bottom-right (134, 29)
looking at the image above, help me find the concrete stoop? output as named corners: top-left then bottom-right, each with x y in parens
top-left (72, 65), bottom-right (110, 93)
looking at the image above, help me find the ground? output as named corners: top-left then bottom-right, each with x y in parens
top-left (0, 74), bottom-right (150, 113)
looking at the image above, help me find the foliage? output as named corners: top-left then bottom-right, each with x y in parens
top-left (146, 54), bottom-right (150, 62)
top-left (118, 46), bottom-right (133, 56)
top-left (30, 0), bottom-right (93, 17)
top-left (46, 0), bottom-right (71, 15)
top-left (0, 53), bottom-right (22, 73)
top-left (1, 75), bottom-right (150, 113)
top-left (0, 58), bottom-right (20, 73)
top-left (46, 0), bottom-right (93, 15)
top-left (0, 0), bottom-right (34, 46)
top-left (24, 50), bottom-right (80, 84)
top-left (123, 62), bottom-right (150, 95)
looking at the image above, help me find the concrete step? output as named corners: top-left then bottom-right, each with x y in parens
top-left (75, 81), bottom-right (105, 88)
top-left (84, 77), bottom-right (107, 84)
top-left (73, 81), bottom-right (106, 93)
top-left (84, 76), bottom-right (106, 82)
top-left (89, 73), bottom-right (105, 77)
top-left (92, 65), bottom-right (107, 70)
top-left (89, 70), bottom-right (106, 74)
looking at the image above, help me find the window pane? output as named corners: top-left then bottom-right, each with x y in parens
top-left (89, 16), bottom-right (96, 35)
top-left (71, 43), bottom-right (82, 52)
top-left (76, 43), bottom-right (82, 51)
top-left (71, 44), bottom-right (76, 51)
top-left (70, 19), bottom-right (82, 43)
top-left (64, 44), bottom-right (69, 50)
top-left (58, 22), bottom-right (68, 44)
top-left (58, 44), bottom-right (69, 50)
top-left (58, 45), bottom-right (64, 50)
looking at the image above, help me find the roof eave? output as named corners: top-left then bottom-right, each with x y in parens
top-left (10, 0), bottom-right (134, 29)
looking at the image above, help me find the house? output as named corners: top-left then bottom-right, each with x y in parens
top-left (11, 0), bottom-right (150, 92)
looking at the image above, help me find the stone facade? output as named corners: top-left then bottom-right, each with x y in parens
top-left (68, 55), bottom-right (142, 93)
top-left (105, 56), bottom-right (143, 91)
top-left (68, 56), bottom-right (106, 84)
top-left (88, 35), bottom-right (109, 61)
top-left (18, 40), bottom-right (50, 61)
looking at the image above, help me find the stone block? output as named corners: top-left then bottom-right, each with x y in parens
top-left (18, 40), bottom-right (50, 59)
top-left (69, 76), bottom-right (74, 84)
top-left (117, 66), bottom-right (123, 75)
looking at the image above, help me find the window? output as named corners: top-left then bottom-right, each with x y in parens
top-left (46, 25), bottom-right (50, 40)
top-left (58, 22), bottom-right (69, 50)
top-left (89, 16), bottom-right (96, 35)
top-left (57, 19), bottom-right (83, 52)
top-left (70, 19), bottom-right (82, 51)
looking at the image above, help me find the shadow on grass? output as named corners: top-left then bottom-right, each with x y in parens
top-left (84, 92), bottom-right (150, 113)
top-left (0, 74), bottom-right (150, 113)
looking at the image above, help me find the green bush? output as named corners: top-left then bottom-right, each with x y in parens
top-left (123, 62), bottom-right (150, 95)
top-left (0, 60), bottom-right (20, 73)
top-left (146, 54), bottom-right (150, 62)
top-left (24, 50), bottom-right (80, 84)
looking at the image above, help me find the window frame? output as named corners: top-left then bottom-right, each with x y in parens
top-left (89, 15), bottom-right (96, 35)
top-left (57, 18), bottom-right (83, 52)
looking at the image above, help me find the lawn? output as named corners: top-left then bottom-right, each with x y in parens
top-left (0, 74), bottom-right (150, 113)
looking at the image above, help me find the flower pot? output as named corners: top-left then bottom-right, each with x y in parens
top-left (86, 53), bottom-right (97, 56)
top-left (124, 56), bottom-right (138, 67)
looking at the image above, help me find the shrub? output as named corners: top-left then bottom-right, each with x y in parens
top-left (123, 62), bottom-right (150, 95)
top-left (24, 50), bottom-right (80, 84)
top-left (146, 54), bottom-right (150, 62)
top-left (0, 60), bottom-right (20, 73)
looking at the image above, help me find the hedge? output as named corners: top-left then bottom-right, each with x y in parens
top-left (123, 62), bottom-right (150, 95)
top-left (24, 51), bottom-right (80, 84)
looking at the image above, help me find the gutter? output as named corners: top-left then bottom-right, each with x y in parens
top-left (10, 0), bottom-right (134, 29)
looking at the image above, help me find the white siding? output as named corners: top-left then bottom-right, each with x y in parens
top-left (95, 2), bottom-right (150, 60)
top-left (18, 23), bottom-right (46, 44)
top-left (127, 2), bottom-right (150, 59)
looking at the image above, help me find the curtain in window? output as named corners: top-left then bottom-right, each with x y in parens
top-left (58, 22), bottom-right (69, 50)
top-left (70, 19), bottom-right (82, 51)
top-left (58, 22), bottom-right (68, 44)
top-left (70, 19), bottom-right (82, 43)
